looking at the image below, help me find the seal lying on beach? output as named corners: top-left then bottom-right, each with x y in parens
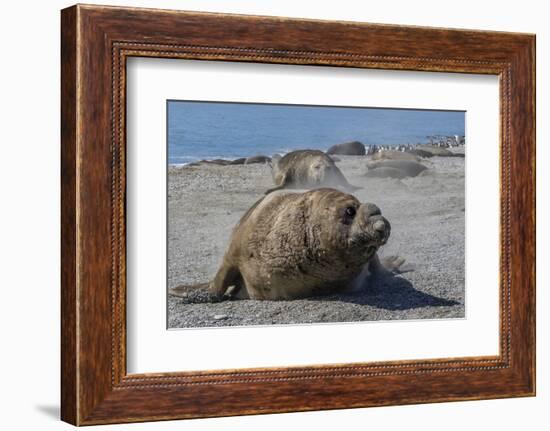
top-left (245, 155), bottom-right (271, 164)
top-left (371, 150), bottom-right (420, 162)
top-left (407, 149), bottom-right (434, 158)
top-left (415, 145), bottom-right (466, 157)
top-left (415, 145), bottom-right (454, 156)
top-left (366, 160), bottom-right (428, 178)
top-left (169, 188), bottom-right (402, 300)
top-left (267, 150), bottom-right (360, 194)
top-left (365, 166), bottom-right (409, 179)
top-left (326, 141), bottom-right (366, 156)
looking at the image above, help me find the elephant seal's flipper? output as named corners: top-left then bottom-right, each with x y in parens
top-left (168, 283), bottom-right (223, 303)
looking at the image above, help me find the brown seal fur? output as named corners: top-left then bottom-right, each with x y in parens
top-left (267, 149), bottom-right (360, 194)
top-left (170, 188), bottom-right (393, 300)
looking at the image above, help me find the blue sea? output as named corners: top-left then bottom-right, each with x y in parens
top-left (168, 101), bottom-right (465, 165)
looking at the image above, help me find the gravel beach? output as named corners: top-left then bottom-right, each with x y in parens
top-left (168, 150), bottom-right (465, 328)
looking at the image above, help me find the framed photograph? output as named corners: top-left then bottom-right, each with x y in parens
top-left (61, 4), bottom-right (535, 425)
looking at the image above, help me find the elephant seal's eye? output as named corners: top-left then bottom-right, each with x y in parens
top-left (345, 207), bottom-right (356, 218)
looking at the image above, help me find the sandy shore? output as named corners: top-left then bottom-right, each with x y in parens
top-left (168, 150), bottom-right (465, 328)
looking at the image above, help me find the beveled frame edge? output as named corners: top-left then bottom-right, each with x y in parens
top-left (61, 4), bottom-right (535, 426)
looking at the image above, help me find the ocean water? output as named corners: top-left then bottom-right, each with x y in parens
top-left (168, 101), bottom-right (465, 165)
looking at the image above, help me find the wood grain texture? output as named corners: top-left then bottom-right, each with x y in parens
top-left (60, 4), bottom-right (536, 425)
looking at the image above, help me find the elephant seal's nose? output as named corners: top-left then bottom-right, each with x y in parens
top-left (364, 203), bottom-right (381, 217)
top-left (373, 220), bottom-right (386, 232)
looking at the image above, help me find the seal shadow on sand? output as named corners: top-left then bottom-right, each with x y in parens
top-left (315, 273), bottom-right (459, 311)
top-left (175, 273), bottom-right (459, 311)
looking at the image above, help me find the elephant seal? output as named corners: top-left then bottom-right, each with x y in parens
top-left (267, 150), bottom-right (360, 194)
top-left (186, 159), bottom-right (230, 167)
top-left (245, 155), bottom-right (271, 164)
top-left (417, 146), bottom-right (465, 158)
top-left (229, 157), bottom-right (246, 165)
top-left (407, 149), bottom-right (434, 158)
top-left (371, 150), bottom-right (420, 162)
top-left (326, 141), bottom-right (366, 156)
top-left (416, 145), bottom-right (454, 156)
top-left (169, 188), bottom-right (395, 300)
top-left (209, 159), bottom-right (233, 165)
top-left (365, 166), bottom-right (408, 179)
top-left (366, 160), bottom-right (428, 177)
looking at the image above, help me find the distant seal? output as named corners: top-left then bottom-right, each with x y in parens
top-left (418, 146), bottom-right (465, 158)
top-left (407, 149), bottom-right (434, 158)
top-left (268, 150), bottom-right (360, 194)
top-left (205, 159), bottom-right (231, 165)
top-left (245, 155), bottom-right (271, 164)
top-left (366, 160), bottom-right (428, 178)
top-left (229, 157), bottom-right (246, 165)
top-left (365, 166), bottom-right (408, 179)
top-left (189, 159), bottom-right (231, 166)
top-left (169, 188), bottom-right (395, 300)
top-left (326, 141), bottom-right (366, 156)
top-left (415, 145), bottom-right (454, 157)
top-left (371, 150), bottom-right (420, 162)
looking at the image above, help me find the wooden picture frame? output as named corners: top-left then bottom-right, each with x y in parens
top-left (61, 4), bottom-right (535, 425)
